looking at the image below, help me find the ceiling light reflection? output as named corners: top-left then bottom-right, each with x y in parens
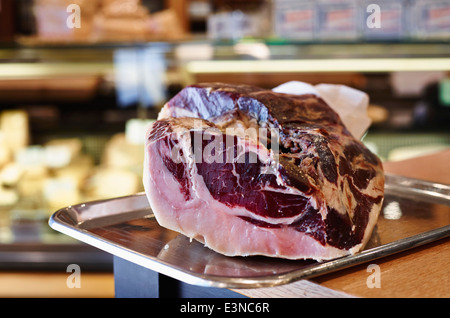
top-left (186, 58), bottom-right (450, 74)
top-left (383, 201), bottom-right (402, 220)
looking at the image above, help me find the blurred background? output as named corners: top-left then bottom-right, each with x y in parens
top-left (0, 0), bottom-right (449, 296)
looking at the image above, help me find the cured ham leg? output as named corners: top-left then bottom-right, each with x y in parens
top-left (143, 83), bottom-right (384, 261)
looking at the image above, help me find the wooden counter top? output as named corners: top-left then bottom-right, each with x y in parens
top-left (237, 149), bottom-right (450, 298)
top-left (0, 150), bottom-right (448, 298)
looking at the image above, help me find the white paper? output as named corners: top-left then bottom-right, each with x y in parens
top-left (273, 81), bottom-right (371, 139)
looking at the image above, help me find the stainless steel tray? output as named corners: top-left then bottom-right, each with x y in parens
top-left (49, 174), bottom-right (450, 289)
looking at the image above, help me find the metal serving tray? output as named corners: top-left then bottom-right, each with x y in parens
top-left (49, 174), bottom-right (450, 289)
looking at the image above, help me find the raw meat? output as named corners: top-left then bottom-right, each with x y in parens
top-left (143, 83), bottom-right (384, 261)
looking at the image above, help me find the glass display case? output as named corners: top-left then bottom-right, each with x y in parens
top-left (0, 0), bottom-right (449, 271)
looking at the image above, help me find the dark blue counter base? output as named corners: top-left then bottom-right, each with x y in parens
top-left (113, 256), bottom-right (246, 298)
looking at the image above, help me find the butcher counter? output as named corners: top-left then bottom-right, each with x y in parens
top-left (0, 149), bottom-right (448, 298)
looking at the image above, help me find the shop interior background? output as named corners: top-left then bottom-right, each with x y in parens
top-left (0, 0), bottom-right (449, 296)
